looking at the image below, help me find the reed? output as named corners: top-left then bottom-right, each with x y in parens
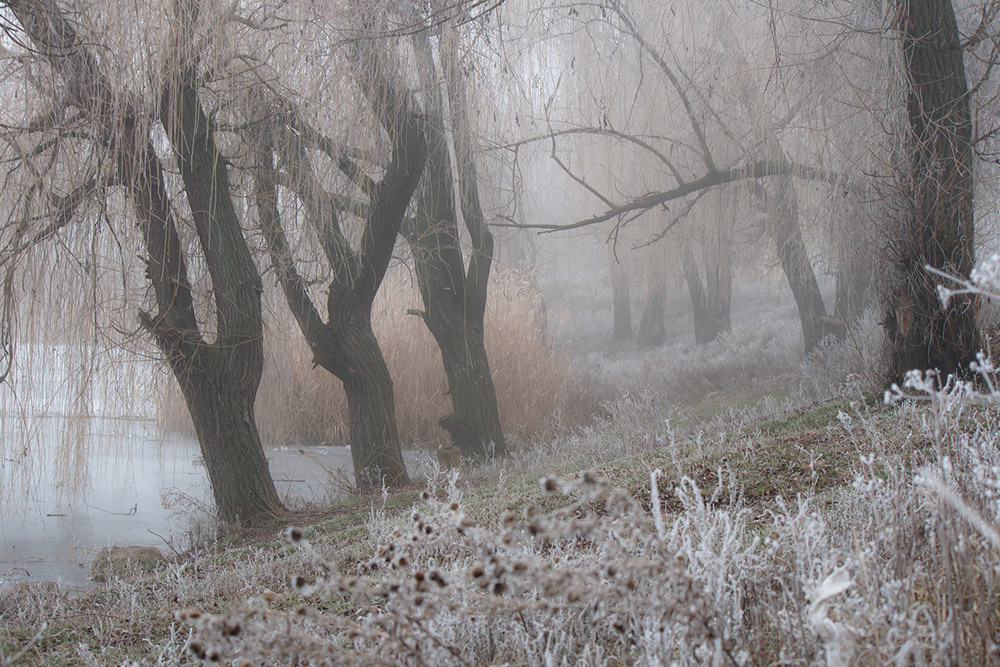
top-left (156, 264), bottom-right (570, 450)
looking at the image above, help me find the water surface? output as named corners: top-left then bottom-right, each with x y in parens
top-left (0, 415), bottom-right (421, 593)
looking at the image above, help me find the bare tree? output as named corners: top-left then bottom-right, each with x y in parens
top-left (248, 25), bottom-right (424, 490)
top-left (403, 27), bottom-right (508, 462)
top-left (1, 0), bottom-right (284, 522)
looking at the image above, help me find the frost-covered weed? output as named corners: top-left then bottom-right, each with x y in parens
top-left (181, 410), bottom-right (999, 666)
top-left (181, 306), bottom-right (1000, 667)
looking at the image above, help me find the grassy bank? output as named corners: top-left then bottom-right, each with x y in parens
top-left (3, 377), bottom-right (997, 665)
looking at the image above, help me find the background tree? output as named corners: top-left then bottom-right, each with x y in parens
top-left (508, 0), bottom-right (841, 353)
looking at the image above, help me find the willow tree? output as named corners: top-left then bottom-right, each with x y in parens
top-left (2, 0), bottom-right (284, 521)
top-left (246, 22), bottom-right (423, 490)
top-left (403, 29), bottom-right (507, 462)
top-left (886, 0), bottom-right (981, 379)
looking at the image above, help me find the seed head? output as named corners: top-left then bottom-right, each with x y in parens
top-left (188, 640), bottom-right (206, 660)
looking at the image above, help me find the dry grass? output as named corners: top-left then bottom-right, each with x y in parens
top-left (5, 374), bottom-right (999, 666)
top-left (156, 264), bottom-right (569, 449)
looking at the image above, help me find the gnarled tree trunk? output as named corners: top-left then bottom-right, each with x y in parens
top-left (887, 0), bottom-right (980, 380)
top-left (404, 31), bottom-right (507, 462)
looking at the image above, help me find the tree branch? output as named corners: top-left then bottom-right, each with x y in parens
top-left (252, 130), bottom-right (327, 341)
top-left (500, 160), bottom-right (837, 233)
top-left (610, 0), bottom-right (716, 172)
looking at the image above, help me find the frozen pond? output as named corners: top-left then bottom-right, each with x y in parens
top-left (0, 415), bottom-right (428, 593)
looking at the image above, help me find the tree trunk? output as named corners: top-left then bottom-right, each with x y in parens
top-left (320, 320), bottom-right (408, 489)
top-left (705, 204), bottom-right (733, 340)
top-left (159, 46), bottom-right (283, 521)
top-left (682, 245), bottom-right (731, 345)
top-left (683, 247), bottom-right (708, 344)
top-left (769, 171), bottom-right (828, 352)
top-left (430, 316), bottom-right (505, 461)
top-left (254, 129), bottom-right (414, 492)
top-left (611, 257), bottom-right (633, 340)
top-left (403, 31), bottom-right (507, 462)
top-left (175, 360), bottom-right (283, 522)
top-left (406, 216), bottom-right (508, 460)
top-left (835, 227), bottom-right (874, 324)
top-left (638, 274), bottom-right (666, 346)
top-left (887, 0), bottom-right (980, 380)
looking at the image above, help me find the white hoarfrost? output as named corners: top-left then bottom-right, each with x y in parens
top-left (808, 567), bottom-right (857, 667)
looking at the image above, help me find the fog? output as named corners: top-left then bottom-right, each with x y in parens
top-left (0, 0), bottom-right (996, 623)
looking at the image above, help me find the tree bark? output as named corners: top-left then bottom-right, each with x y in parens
top-left (159, 64), bottom-right (284, 522)
top-left (887, 0), bottom-right (981, 380)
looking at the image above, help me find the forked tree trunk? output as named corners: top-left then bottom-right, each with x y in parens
top-left (251, 37), bottom-right (426, 491)
top-left (160, 49), bottom-right (283, 521)
top-left (254, 129), bottom-right (415, 491)
top-left (8, 0), bottom-right (284, 522)
top-left (769, 171), bottom-right (828, 352)
top-left (888, 0), bottom-right (980, 381)
top-left (407, 231), bottom-right (507, 461)
top-left (403, 31), bottom-right (507, 462)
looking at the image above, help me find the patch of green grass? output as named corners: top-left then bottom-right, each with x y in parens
top-left (759, 400), bottom-right (853, 433)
